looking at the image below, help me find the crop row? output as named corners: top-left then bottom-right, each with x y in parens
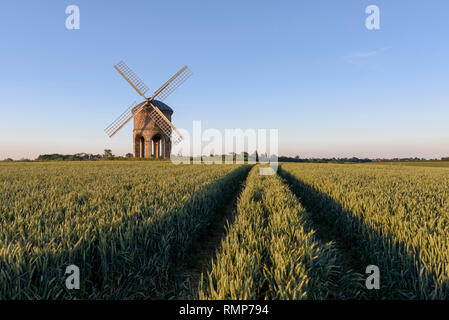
top-left (0, 161), bottom-right (250, 299)
top-left (280, 163), bottom-right (449, 299)
top-left (198, 166), bottom-right (362, 299)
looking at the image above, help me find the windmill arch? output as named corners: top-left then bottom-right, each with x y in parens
top-left (134, 135), bottom-right (145, 158)
top-left (151, 134), bottom-right (163, 159)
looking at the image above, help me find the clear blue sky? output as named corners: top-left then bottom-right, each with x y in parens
top-left (0, 0), bottom-right (448, 159)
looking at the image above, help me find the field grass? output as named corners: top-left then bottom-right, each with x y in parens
top-left (0, 161), bottom-right (249, 299)
top-left (280, 163), bottom-right (449, 299)
top-left (1, 161), bottom-right (448, 299)
top-left (198, 166), bottom-right (362, 299)
top-left (369, 161), bottom-right (449, 168)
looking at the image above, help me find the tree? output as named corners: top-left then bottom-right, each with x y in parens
top-left (125, 153), bottom-right (133, 158)
top-left (104, 149), bottom-right (113, 158)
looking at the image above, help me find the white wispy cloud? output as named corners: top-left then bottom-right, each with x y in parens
top-left (345, 46), bottom-right (393, 71)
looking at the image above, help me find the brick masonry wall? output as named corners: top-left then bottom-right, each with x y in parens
top-left (133, 107), bottom-right (173, 159)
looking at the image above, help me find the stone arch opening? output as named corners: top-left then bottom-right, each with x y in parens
top-left (135, 135), bottom-right (145, 158)
top-left (140, 136), bottom-right (145, 158)
top-left (152, 134), bottom-right (163, 159)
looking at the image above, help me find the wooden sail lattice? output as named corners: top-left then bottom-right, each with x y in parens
top-left (151, 66), bottom-right (192, 102)
top-left (148, 103), bottom-right (183, 144)
top-left (114, 61), bottom-right (150, 98)
top-left (104, 101), bottom-right (142, 137)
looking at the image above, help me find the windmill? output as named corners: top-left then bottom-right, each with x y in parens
top-left (105, 61), bottom-right (192, 159)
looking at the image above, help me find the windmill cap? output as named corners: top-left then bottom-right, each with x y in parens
top-left (133, 99), bottom-right (174, 113)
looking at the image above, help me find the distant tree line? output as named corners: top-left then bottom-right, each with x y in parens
top-left (2, 152), bottom-right (449, 163)
top-left (278, 156), bottom-right (449, 163)
top-left (31, 150), bottom-right (133, 162)
top-left (278, 156), bottom-right (372, 163)
top-left (36, 153), bottom-right (98, 161)
top-left (34, 150), bottom-right (135, 161)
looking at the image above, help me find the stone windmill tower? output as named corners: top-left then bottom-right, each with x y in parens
top-left (132, 100), bottom-right (173, 159)
top-left (105, 61), bottom-right (192, 159)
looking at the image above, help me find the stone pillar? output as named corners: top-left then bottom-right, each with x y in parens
top-left (133, 136), bottom-right (138, 158)
top-left (164, 137), bottom-right (170, 159)
top-left (163, 138), bottom-right (168, 159)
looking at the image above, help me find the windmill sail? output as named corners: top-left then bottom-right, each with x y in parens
top-left (104, 101), bottom-right (144, 137)
top-left (148, 102), bottom-right (184, 144)
top-left (114, 61), bottom-right (150, 98)
top-left (150, 66), bottom-right (192, 102)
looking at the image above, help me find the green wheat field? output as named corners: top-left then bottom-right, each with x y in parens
top-left (1, 161), bottom-right (448, 299)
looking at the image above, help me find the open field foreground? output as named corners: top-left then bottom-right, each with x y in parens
top-left (280, 163), bottom-right (449, 299)
top-left (0, 162), bottom-right (249, 298)
top-left (1, 161), bottom-right (448, 299)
